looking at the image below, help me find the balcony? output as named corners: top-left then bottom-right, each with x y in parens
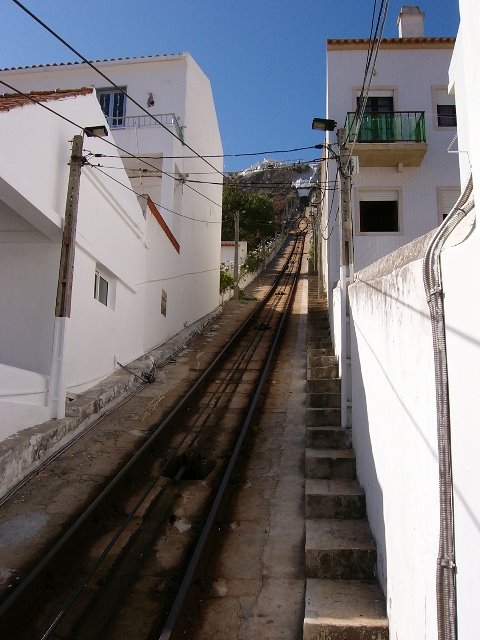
top-left (106, 113), bottom-right (184, 141)
top-left (345, 111), bottom-right (427, 168)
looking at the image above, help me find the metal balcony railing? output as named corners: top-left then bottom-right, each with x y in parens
top-left (107, 113), bottom-right (184, 141)
top-left (345, 111), bottom-right (426, 143)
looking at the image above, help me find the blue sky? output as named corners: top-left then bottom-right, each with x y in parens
top-left (0, 1), bottom-right (459, 171)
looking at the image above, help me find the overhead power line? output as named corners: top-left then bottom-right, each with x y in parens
top-left (12, 0), bottom-right (228, 180)
top-left (86, 163), bottom-right (220, 225)
top-left (87, 144), bottom-right (323, 161)
top-left (0, 79), bottom-right (221, 208)
top-left (347, 0), bottom-right (390, 159)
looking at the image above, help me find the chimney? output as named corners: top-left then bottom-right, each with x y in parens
top-left (397, 6), bottom-right (425, 38)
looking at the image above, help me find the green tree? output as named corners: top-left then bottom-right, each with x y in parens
top-left (222, 186), bottom-right (275, 248)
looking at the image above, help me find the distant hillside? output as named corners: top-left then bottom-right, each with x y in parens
top-left (226, 162), bottom-right (313, 218)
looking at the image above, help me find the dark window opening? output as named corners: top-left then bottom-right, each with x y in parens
top-left (97, 88), bottom-right (126, 127)
top-left (437, 104), bottom-right (457, 127)
top-left (356, 96), bottom-right (395, 141)
top-left (161, 289), bottom-right (167, 317)
top-left (360, 200), bottom-right (399, 232)
top-left (94, 270), bottom-right (109, 306)
top-left (357, 96), bottom-right (394, 114)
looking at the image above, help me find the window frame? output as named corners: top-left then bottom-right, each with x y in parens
top-left (437, 186), bottom-right (461, 224)
top-left (432, 86), bottom-right (457, 130)
top-left (161, 289), bottom-right (167, 317)
top-left (436, 104), bottom-right (457, 128)
top-left (355, 188), bottom-right (403, 236)
top-left (96, 87), bottom-right (127, 128)
top-left (94, 269), bottom-right (109, 306)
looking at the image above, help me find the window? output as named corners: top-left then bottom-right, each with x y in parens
top-left (94, 270), bottom-right (109, 306)
top-left (96, 88), bottom-right (126, 128)
top-left (432, 88), bottom-right (456, 129)
top-left (358, 96), bottom-right (394, 114)
top-left (161, 289), bottom-right (167, 317)
top-left (437, 187), bottom-right (461, 222)
top-left (360, 201), bottom-right (398, 232)
top-left (357, 190), bottom-right (401, 234)
top-left (356, 95), bottom-right (395, 142)
top-left (437, 104), bottom-right (457, 128)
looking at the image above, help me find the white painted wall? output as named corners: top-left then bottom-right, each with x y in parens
top-left (0, 91), bottom-right (147, 431)
top-left (349, 243), bottom-right (439, 637)
top-left (0, 53), bottom-right (224, 433)
top-left (344, 3), bottom-right (480, 636)
top-left (221, 241), bottom-right (248, 267)
top-left (325, 36), bottom-right (459, 286)
top-left (1, 54), bottom-right (224, 359)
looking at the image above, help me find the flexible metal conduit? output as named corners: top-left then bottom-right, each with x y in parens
top-left (423, 175), bottom-right (474, 640)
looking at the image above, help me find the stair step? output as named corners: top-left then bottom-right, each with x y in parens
top-left (306, 424), bottom-right (348, 447)
top-left (308, 329), bottom-right (331, 340)
top-left (305, 479), bottom-right (365, 519)
top-left (308, 348), bottom-right (334, 357)
top-left (307, 379), bottom-right (340, 394)
top-left (307, 393), bottom-right (341, 409)
top-left (308, 354), bottom-right (337, 367)
top-left (308, 314), bottom-right (330, 323)
top-left (305, 519), bottom-right (376, 579)
top-left (307, 366), bottom-right (339, 379)
top-left (308, 341), bottom-right (333, 350)
top-left (304, 579), bottom-right (388, 640)
top-left (305, 448), bottom-right (355, 479)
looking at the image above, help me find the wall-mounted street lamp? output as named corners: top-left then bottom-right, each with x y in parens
top-left (311, 117), bottom-right (337, 132)
top-left (83, 124), bottom-right (109, 138)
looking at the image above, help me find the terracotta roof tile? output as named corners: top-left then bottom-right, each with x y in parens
top-left (0, 87), bottom-right (93, 112)
top-left (0, 53), bottom-right (183, 73)
top-left (327, 36), bottom-right (455, 47)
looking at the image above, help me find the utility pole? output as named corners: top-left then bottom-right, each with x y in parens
top-left (337, 128), bottom-right (354, 429)
top-left (49, 134), bottom-right (85, 419)
top-left (233, 210), bottom-right (240, 300)
top-left (56, 135), bottom-right (84, 317)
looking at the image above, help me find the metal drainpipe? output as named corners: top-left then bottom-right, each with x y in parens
top-left (423, 175), bottom-right (474, 640)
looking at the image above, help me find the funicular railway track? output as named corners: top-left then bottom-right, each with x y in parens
top-left (0, 232), bottom-right (305, 640)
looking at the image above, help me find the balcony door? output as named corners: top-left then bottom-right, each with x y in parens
top-left (357, 96), bottom-right (394, 142)
top-left (97, 88), bottom-right (126, 128)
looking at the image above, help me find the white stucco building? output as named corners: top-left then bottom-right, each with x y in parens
top-left (328, 1), bottom-right (480, 637)
top-left (0, 54), bottom-right (223, 438)
top-left (322, 6), bottom-right (459, 303)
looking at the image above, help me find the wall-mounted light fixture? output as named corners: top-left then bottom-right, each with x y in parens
top-left (83, 125), bottom-right (108, 138)
top-left (311, 117), bottom-right (337, 132)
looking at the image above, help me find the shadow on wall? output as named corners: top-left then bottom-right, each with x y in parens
top-left (350, 320), bottom-right (387, 591)
top-left (354, 277), bottom-right (480, 535)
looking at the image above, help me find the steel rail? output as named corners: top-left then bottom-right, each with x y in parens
top-left (0, 234), bottom-right (300, 624)
top-left (158, 233), bottom-right (305, 640)
top-left (38, 236), bottom-right (304, 639)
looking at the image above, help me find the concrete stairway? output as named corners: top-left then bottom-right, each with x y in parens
top-left (303, 276), bottom-right (388, 640)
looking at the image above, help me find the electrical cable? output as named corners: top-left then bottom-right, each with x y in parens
top-left (0, 79), bottom-right (222, 209)
top-left (347, 0), bottom-right (390, 160)
top-left (349, 0), bottom-right (383, 137)
top-left (85, 162), bottom-right (220, 224)
top-left (90, 144), bottom-right (322, 161)
top-left (320, 169), bottom-right (340, 240)
top-left (11, 0), bottom-right (228, 181)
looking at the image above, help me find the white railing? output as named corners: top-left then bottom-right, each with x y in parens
top-left (107, 113), bottom-right (184, 140)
